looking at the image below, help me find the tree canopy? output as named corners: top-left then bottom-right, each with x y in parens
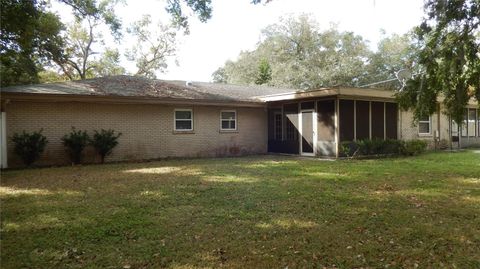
top-left (396, 0), bottom-right (480, 124)
top-left (0, 0), bottom-right (271, 86)
top-left (0, 0), bottom-right (64, 87)
top-left (126, 15), bottom-right (177, 78)
top-left (212, 14), bottom-right (412, 90)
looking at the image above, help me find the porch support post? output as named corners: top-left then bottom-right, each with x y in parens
top-left (335, 98), bottom-right (340, 158)
top-left (1, 111), bottom-right (7, 169)
top-left (353, 100), bottom-right (357, 141)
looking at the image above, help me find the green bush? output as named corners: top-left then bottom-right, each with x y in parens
top-left (11, 129), bottom-right (48, 166)
top-left (90, 129), bottom-right (122, 163)
top-left (383, 139), bottom-right (405, 155)
top-left (402, 139), bottom-right (428, 156)
top-left (62, 127), bottom-right (89, 164)
top-left (340, 141), bottom-right (359, 157)
top-left (340, 139), bottom-right (427, 158)
top-left (356, 139), bottom-right (374, 155)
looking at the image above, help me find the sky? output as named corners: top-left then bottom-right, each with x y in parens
top-left (50, 0), bottom-right (425, 82)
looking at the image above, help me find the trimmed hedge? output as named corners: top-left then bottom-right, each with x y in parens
top-left (340, 139), bottom-right (428, 157)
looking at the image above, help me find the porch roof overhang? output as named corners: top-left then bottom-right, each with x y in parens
top-left (256, 87), bottom-right (396, 102)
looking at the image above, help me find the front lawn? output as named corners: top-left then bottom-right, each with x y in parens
top-left (1, 151), bottom-right (479, 268)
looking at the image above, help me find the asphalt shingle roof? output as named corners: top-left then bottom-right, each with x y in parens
top-left (1, 75), bottom-right (297, 102)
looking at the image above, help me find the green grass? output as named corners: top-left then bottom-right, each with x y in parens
top-left (1, 151), bottom-right (480, 268)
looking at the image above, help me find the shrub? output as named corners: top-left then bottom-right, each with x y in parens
top-left (340, 141), bottom-right (359, 157)
top-left (90, 129), bottom-right (122, 163)
top-left (340, 139), bottom-right (427, 158)
top-left (11, 129), bottom-right (48, 166)
top-left (356, 139), bottom-right (373, 155)
top-left (62, 127), bottom-right (89, 164)
top-left (383, 139), bottom-right (405, 155)
top-left (402, 139), bottom-right (428, 156)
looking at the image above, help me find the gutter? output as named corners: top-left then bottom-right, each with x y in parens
top-left (0, 92), bottom-right (267, 108)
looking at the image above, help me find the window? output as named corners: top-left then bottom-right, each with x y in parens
top-left (418, 115), bottom-right (431, 135)
top-left (174, 109), bottom-right (193, 131)
top-left (461, 109), bottom-right (468, 137)
top-left (274, 112), bottom-right (282, 140)
top-left (220, 110), bottom-right (236, 131)
top-left (468, 108), bottom-right (477, 137)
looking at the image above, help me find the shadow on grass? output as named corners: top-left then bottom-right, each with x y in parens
top-left (1, 152), bottom-right (479, 268)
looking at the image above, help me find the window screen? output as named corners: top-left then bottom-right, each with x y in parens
top-left (221, 111), bottom-right (236, 130)
top-left (418, 115), bottom-right (431, 134)
top-left (175, 109), bottom-right (193, 131)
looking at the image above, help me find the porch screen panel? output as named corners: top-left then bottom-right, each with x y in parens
top-left (284, 104), bottom-right (299, 141)
top-left (385, 103), bottom-right (398, 139)
top-left (371, 101), bottom-right (385, 139)
top-left (282, 103), bottom-right (300, 154)
top-left (317, 100), bottom-right (335, 141)
top-left (301, 111), bottom-right (314, 153)
top-left (267, 109), bottom-right (280, 140)
top-left (355, 101), bottom-right (370, 140)
top-left (301, 101), bottom-right (314, 110)
top-left (339, 99), bottom-right (354, 142)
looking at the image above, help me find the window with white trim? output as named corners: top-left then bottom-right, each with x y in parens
top-left (461, 109), bottom-right (468, 137)
top-left (220, 110), bottom-right (236, 130)
top-left (174, 109), bottom-right (193, 131)
top-left (468, 108), bottom-right (477, 137)
top-left (418, 115), bottom-right (431, 135)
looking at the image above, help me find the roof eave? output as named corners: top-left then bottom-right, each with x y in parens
top-left (257, 87), bottom-right (397, 102)
top-left (0, 92), bottom-right (267, 108)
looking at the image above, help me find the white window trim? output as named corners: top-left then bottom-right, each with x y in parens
top-left (220, 109), bottom-right (237, 131)
top-left (418, 115), bottom-right (432, 135)
top-left (467, 108), bottom-right (477, 137)
top-left (174, 108), bottom-right (193, 132)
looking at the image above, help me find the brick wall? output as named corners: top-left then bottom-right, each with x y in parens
top-left (399, 105), bottom-right (480, 148)
top-left (5, 101), bottom-right (267, 167)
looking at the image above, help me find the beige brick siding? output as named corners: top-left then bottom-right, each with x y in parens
top-left (399, 105), bottom-right (450, 148)
top-left (399, 105), bottom-right (480, 148)
top-left (5, 101), bottom-right (267, 167)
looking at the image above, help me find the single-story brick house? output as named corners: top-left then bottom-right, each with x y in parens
top-left (0, 75), bottom-right (479, 167)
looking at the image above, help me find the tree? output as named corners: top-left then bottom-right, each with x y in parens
top-left (254, 59), bottom-right (272, 85)
top-left (125, 15), bottom-right (177, 78)
top-left (360, 32), bottom-right (418, 89)
top-left (396, 0), bottom-right (480, 124)
top-left (92, 48), bottom-right (125, 77)
top-left (0, 0), bottom-right (64, 87)
top-left (213, 14), bottom-right (371, 89)
top-left (212, 67), bottom-right (228, 83)
top-left (52, 0), bottom-right (123, 80)
top-left (38, 70), bottom-right (70, 83)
